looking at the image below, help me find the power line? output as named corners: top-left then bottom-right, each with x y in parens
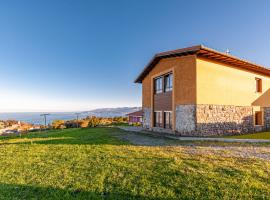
top-left (75, 113), bottom-right (81, 128)
top-left (40, 113), bottom-right (50, 128)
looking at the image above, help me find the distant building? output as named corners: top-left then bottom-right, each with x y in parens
top-left (0, 120), bottom-right (37, 135)
top-left (126, 110), bottom-right (143, 125)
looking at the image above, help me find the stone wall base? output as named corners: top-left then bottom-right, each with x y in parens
top-left (175, 105), bottom-right (196, 133)
top-left (142, 107), bottom-right (151, 129)
top-left (264, 107), bottom-right (270, 130)
top-left (150, 127), bottom-right (175, 134)
top-left (194, 104), bottom-right (254, 136)
top-left (143, 104), bottom-right (270, 136)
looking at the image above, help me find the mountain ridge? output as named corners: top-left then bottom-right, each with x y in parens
top-left (86, 107), bottom-right (142, 117)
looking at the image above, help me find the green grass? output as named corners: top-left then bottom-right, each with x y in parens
top-left (0, 128), bottom-right (269, 199)
top-left (110, 122), bottom-right (130, 126)
top-left (227, 131), bottom-right (270, 139)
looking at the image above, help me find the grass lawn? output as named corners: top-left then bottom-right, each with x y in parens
top-left (0, 128), bottom-right (269, 199)
top-left (227, 131), bottom-right (270, 139)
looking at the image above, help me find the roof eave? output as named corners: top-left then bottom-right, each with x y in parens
top-left (134, 45), bottom-right (202, 83)
top-left (134, 45), bottom-right (270, 83)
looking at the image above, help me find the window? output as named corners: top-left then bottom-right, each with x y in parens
top-left (164, 111), bottom-right (172, 129)
top-left (154, 77), bottom-right (163, 94)
top-left (154, 111), bottom-right (162, 127)
top-left (255, 111), bottom-right (263, 126)
top-left (164, 73), bottom-right (173, 92)
top-left (255, 78), bottom-right (262, 93)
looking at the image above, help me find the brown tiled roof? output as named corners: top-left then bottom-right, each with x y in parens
top-left (126, 110), bottom-right (143, 117)
top-left (135, 45), bottom-right (270, 83)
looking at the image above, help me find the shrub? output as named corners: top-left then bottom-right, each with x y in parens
top-left (88, 117), bottom-right (100, 127)
top-left (52, 120), bottom-right (65, 129)
top-left (79, 120), bottom-right (89, 128)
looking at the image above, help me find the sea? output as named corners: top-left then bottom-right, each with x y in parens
top-left (0, 112), bottom-right (90, 125)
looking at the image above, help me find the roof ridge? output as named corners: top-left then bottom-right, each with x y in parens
top-left (135, 45), bottom-right (270, 83)
top-left (200, 46), bottom-right (269, 71)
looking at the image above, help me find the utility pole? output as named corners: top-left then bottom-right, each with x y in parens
top-left (40, 113), bottom-right (50, 130)
top-left (75, 113), bottom-right (81, 128)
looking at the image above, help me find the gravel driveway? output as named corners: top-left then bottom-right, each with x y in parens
top-left (116, 127), bottom-right (270, 161)
top-left (119, 126), bottom-right (270, 143)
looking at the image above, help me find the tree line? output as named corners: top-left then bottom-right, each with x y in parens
top-left (51, 116), bottom-right (128, 129)
top-left (0, 120), bottom-right (22, 129)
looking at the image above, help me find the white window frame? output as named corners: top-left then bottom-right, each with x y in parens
top-left (164, 73), bottom-right (173, 92)
top-left (164, 111), bottom-right (172, 129)
top-left (154, 77), bottom-right (163, 94)
top-left (154, 111), bottom-right (162, 127)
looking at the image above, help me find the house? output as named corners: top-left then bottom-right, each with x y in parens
top-left (135, 45), bottom-right (270, 136)
top-left (126, 110), bottom-right (143, 125)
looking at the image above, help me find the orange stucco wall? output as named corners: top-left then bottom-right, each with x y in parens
top-left (196, 57), bottom-right (270, 107)
top-left (142, 55), bottom-right (196, 108)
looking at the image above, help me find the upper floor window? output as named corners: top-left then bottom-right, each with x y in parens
top-left (164, 73), bottom-right (173, 92)
top-left (255, 78), bottom-right (262, 93)
top-left (154, 77), bottom-right (163, 94)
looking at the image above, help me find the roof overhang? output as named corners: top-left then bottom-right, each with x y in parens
top-left (134, 45), bottom-right (270, 83)
top-left (126, 110), bottom-right (143, 117)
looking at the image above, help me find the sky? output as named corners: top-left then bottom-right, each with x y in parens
top-left (0, 0), bottom-right (270, 112)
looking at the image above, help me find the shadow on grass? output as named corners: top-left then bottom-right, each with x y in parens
top-left (2, 127), bottom-right (269, 147)
top-left (0, 182), bottom-right (166, 200)
top-left (0, 128), bottom-right (130, 146)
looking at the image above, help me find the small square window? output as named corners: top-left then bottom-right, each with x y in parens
top-left (255, 78), bottom-right (262, 93)
top-left (255, 111), bottom-right (263, 126)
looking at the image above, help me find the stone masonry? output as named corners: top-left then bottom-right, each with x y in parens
top-left (196, 105), bottom-right (254, 136)
top-left (144, 104), bottom-right (270, 136)
top-left (264, 107), bottom-right (270, 130)
top-left (142, 107), bottom-right (151, 129)
top-left (175, 105), bottom-right (196, 133)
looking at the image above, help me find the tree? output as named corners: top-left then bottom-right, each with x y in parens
top-left (79, 120), bottom-right (89, 128)
top-left (0, 121), bottom-right (5, 129)
top-left (88, 116), bottom-right (100, 127)
top-left (51, 120), bottom-right (65, 129)
top-left (6, 120), bottom-right (18, 126)
top-left (65, 120), bottom-right (77, 128)
top-left (113, 116), bottom-right (128, 123)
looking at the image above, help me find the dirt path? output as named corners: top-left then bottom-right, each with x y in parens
top-left (115, 127), bottom-right (270, 161)
top-left (119, 126), bottom-right (270, 143)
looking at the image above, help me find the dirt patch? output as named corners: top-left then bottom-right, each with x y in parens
top-left (183, 146), bottom-right (270, 161)
top-left (116, 131), bottom-right (171, 146)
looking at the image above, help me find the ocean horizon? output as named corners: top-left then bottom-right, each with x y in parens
top-left (0, 107), bottom-right (138, 125)
top-left (0, 112), bottom-right (90, 125)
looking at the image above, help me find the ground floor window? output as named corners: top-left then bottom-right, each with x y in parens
top-left (255, 111), bottom-right (263, 125)
top-left (154, 111), bottom-right (162, 127)
top-left (164, 111), bottom-right (172, 129)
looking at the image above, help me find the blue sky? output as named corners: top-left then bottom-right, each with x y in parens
top-left (0, 0), bottom-right (269, 112)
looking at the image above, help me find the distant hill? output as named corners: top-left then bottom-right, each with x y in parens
top-left (0, 107), bottom-right (142, 125)
top-left (86, 107), bottom-right (141, 117)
